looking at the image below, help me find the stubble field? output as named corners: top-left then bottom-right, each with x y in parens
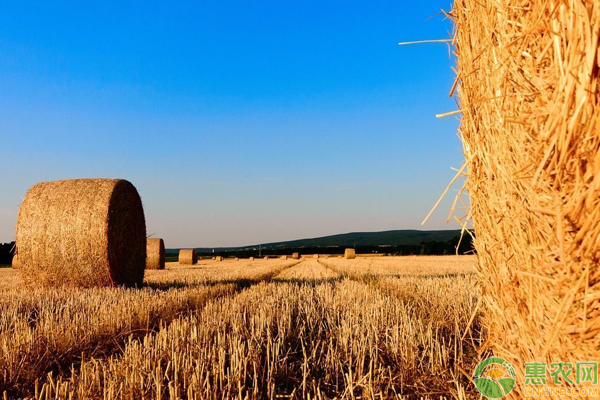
top-left (0, 255), bottom-right (481, 400)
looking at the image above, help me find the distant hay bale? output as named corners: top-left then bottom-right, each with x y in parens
top-left (280, 255), bottom-right (288, 260)
top-left (263, 256), bottom-right (269, 260)
top-left (234, 257), bottom-right (239, 261)
top-left (454, 0), bottom-right (600, 389)
top-left (146, 238), bottom-right (165, 270)
top-left (215, 256), bottom-right (223, 262)
top-left (179, 249), bottom-right (197, 265)
top-left (344, 249), bottom-right (355, 259)
top-left (15, 178), bottom-right (146, 288)
top-left (314, 254), bottom-right (319, 259)
top-left (292, 252), bottom-right (299, 260)
top-left (11, 253), bottom-right (19, 269)
top-left (249, 257), bottom-right (254, 261)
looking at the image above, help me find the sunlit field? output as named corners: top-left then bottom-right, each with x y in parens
top-left (0, 255), bottom-right (480, 399)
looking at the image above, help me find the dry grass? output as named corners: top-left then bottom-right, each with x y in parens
top-left (0, 256), bottom-right (480, 399)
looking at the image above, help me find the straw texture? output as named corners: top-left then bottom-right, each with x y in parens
top-left (146, 238), bottom-right (165, 270)
top-left (344, 249), bottom-right (355, 260)
top-left (453, 0), bottom-right (600, 395)
top-left (15, 179), bottom-right (146, 288)
top-left (179, 249), bottom-right (197, 265)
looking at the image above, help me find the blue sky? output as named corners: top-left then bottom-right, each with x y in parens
top-left (0, 1), bottom-right (465, 247)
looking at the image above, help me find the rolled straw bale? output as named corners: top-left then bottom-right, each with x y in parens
top-left (146, 238), bottom-right (165, 270)
top-left (15, 179), bottom-right (146, 288)
top-left (215, 256), bottom-right (223, 262)
top-left (11, 253), bottom-right (18, 269)
top-left (344, 249), bottom-right (355, 259)
top-left (280, 255), bottom-right (288, 260)
top-left (314, 254), bottom-right (319, 259)
top-left (234, 257), bottom-right (239, 261)
top-left (292, 252), bottom-right (299, 260)
top-left (453, 0), bottom-right (600, 392)
top-left (179, 249), bottom-right (197, 265)
top-left (263, 256), bottom-right (269, 260)
top-left (249, 257), bottom-right (254, 261)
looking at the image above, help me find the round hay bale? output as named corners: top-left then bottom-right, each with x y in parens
top-left (249, 256), bottom-right (254, 261)
top-left (16, 179), bottom-right (146, 288)
top-left (263, 256), bottom-right (269, 260)
top-left (11, 253), bottom-right (19, 269)
top-left (453, 0), bottom-right (600, 385)
top-left (234, 257), bottom-right (239, 261)
top-left (344, 248), bottom-right (356, 259)
top-left (215, 256), bottom-right (223, 262)
top-left (314, 254), bottom-right (319, 259)
top-left (280, 255), bottom-right (288, 260)
top-left (146, 238), bottom-right (165, 270)
top-left (179, 249), bottom-right (197, 265)
top-left (292, 252), bottom-right (299, 260)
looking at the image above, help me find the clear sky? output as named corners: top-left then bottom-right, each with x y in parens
top-left (0, 1), bottom-right (465, 248)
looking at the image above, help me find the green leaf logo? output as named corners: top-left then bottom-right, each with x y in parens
top-left (473, 357), bottom-right (516, 398)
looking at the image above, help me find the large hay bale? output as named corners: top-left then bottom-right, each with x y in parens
top-left (179, 249), bottom-right (197, 265)
top-left (292, 252), bottom-right (299, 260)
top-left (280, 255), bottom-right (288, 260)
top-left (344, 249), bottom-right (355, 259)
top-left (146, 238), bottom-right (165, 270)
top-left (454, 0), bottom-right (600, 392)
top-left (16, 179), bottom-right (146, 288)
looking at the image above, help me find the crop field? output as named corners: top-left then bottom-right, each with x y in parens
top-left (0, 255), bottom-right (480, 399)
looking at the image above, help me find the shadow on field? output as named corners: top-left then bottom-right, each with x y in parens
top-left (144, 261), bottom-right (305, 292)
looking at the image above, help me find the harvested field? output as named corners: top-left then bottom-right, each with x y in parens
top-left (0, 256), bottom-right (480, 399)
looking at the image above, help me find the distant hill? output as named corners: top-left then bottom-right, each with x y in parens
top-left (254, 230), bottom-right (463, 249)
top-left (167, 230), bottom-right (466, 253)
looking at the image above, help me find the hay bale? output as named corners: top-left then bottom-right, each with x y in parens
top-left (249, 256), bottom-right (254, 261)
top-left (344, 249), bottom-right (355, 259)
top-left (146, 238), bottom-right (165, 270)
top-left (15, 179), bottom-right (146, 288)
top-left (292, 252), bottom-right (299, 260)
top-left (453, 0), bottom-right (600, 391)
top-left (263, 256), bottom-right (269, 260)
top-left (280, 255), bottom-right (288, 260)
top-left (11, 253), bottom-right (19, 269)
top-left (234, 257), bottom-right (239, 261)
top-left (179, 249), bottom-right (197, 265)
top-left (215, 256), bottom-right (223, 262)
top-left (314, 254), bottom-right (319, 259)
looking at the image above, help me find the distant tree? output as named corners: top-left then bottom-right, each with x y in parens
top-left (0, 242), bottom-right (15, 265)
